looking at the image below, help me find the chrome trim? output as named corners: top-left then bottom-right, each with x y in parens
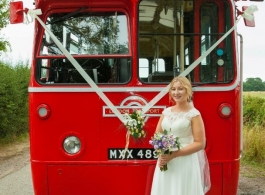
top-left (28, 82), bottom-right (239, 93)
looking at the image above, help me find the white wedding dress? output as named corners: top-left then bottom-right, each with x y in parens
top-left (151, 107), bottom-right (210, 195)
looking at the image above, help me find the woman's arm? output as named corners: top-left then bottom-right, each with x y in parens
top-left (159, 114), bottom-right (206, 166)
top-left (155, 114), bottom-right (164, 133)
top-left (174, 114), bottom-right (206, 157)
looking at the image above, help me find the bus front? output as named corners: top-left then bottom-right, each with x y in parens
top-left (13, 0), bottom-right (261, 194)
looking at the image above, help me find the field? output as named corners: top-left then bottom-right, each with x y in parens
top-left (243, 91), bottom-right (265, 98)
top-left (242, 91), bottom-right (265, 167)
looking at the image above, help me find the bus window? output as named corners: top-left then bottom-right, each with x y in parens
top-left (185, 48), bottom-right (190, 66)
top-left (138, 0), bottom-right (194, 83)
top-left (200, 2), bottom-right (234, 83)
top-left (139, 58), bottom-right (149, 81)
top-left (41, 12), bottom-right (129, 55)
top-left (37, 58), bottom-right (131, 84)
top-left (37, 10), bottom-right (131, 84)
top-left (152, 58), bottom-right (165, 73)
top-left (139, 58), bottom-right (166, 82)
top-left (200, 2), bottom-right (218, 82)
top-left (138, 0), bottom-right (234, 84)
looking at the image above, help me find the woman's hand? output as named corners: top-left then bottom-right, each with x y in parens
top-left (158, 152), bottom-right (176, 168)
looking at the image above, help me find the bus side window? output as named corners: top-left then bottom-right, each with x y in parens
top-left (139, 58), bottom-right (149, 82)
top-left (139, 58), bottom-right (174, 83)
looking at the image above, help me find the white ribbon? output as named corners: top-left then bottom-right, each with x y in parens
top-left (24, 9), bottom-right (126, 123)
top-left (242, 5), bottom-right (258, 21)
top-left (142, 5), bottom-right (258, 114)
top-left (23, 5), bottom-right (258, 160)
top-left (23, 9), bottom-right (42, 24)
top-left (23, 5), bottom-right (258, 120)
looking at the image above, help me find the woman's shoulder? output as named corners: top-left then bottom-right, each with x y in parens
top-left (188, 107), bottom-right (201, 118)
top-left (162, 106), bottom-right (172, 115)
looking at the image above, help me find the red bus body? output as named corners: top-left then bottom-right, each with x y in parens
top-left (10, 0), bottom-right (262, 194)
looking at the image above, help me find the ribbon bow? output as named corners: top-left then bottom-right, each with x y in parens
top-left (23, 9), bottom-right (42, 24)
top-left (241, 5), bottom-right (258, 21)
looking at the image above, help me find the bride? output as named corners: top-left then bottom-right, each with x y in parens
top-left (151, 76), bottom-right (211, 195)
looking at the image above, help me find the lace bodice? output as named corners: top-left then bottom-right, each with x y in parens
top-left (161, 107), bottom-right (200, 146)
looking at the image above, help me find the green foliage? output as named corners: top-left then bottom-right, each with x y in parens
top-left (243, 77), bottom-right (265, 91)
top-left (0, 61), bottom-right (30, 139)
top-left (0, 38), bottom-right (10, 53)
top-left (243, 95), bottom-right (265, 127)
top-left (0, 0), bottom-right (11, 52)
top-left (242, 126), bottom-right (265, 166)
top-left (242, 93), bottom-right (265, 166)
top-left (46, 13), bottom-right (128, 55)
top-left (0, 0), bottom-right (10, 29)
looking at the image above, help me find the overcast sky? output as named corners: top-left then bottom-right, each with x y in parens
top-left (0, 0), bottom-right (264, 81)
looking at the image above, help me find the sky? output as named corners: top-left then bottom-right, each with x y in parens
top-left (0, 0), bottom-right (265, 81)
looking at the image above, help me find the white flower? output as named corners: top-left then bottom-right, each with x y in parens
top-left (136, 110), bottom-right (142, 116)
top-left (128, 119), bottom-right (137, 126)
top-left (124, 113), bottom-right (130, 119)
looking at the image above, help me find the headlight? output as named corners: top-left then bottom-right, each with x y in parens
top-left (63, 136), bottom-right (81, 154)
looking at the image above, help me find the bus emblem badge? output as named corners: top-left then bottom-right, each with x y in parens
top-left (103, 95), bottom-right (165, 121)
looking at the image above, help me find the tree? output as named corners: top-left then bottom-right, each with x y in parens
top-left (0, 0), bottom-right (11, 53)
top-left (46, 12), bottom-right (128, 55)
top-left (243, 77), bottom-right (265, 91)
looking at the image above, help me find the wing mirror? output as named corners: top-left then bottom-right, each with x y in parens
top-left (242, 6), bottom-right (256, 27)
top-left (10, 1), bottom-right (24, 24)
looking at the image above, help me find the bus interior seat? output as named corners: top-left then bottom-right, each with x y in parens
top-left (148, 71), bottom-right (174, 82)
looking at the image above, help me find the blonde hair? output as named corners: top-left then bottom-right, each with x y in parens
top-left (169, 76), bottom-right (193, 102)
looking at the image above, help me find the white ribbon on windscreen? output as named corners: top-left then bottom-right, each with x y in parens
top-left (25, 9), bottom-right (125, 123)
top-left (142, 5), bottom-right (258, 114)
top-left (24, 5), bottom-right (258, 122)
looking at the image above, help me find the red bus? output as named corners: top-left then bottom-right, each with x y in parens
top-left (10, 0), bottom-right (262, 194)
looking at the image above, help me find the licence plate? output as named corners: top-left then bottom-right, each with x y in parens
top-left (108, 148), bottom-right (157, 160)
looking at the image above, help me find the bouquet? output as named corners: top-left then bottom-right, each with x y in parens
top-left (123, 110), bottom-right (146, 139)
top-left (121, 110), bottom-right (147, 159)
top-left (149, 129), bottom-right (181, 171)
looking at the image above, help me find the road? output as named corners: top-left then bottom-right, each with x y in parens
top-left (0, 163), bottom-right (265, 195)
top-left (0, 163), bottom-right (33, 195)
top-left (0, 140), bottom-right (264, 195)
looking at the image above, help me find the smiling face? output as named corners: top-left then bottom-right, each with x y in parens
top-left (170, 81), bottom-right (189, 103)
top-left (168, 76), bottom-right (193, 103)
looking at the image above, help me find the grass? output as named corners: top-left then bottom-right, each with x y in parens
top-left (240, 160), bottom-right (265, 178)
top-left (242, 92), bottom-right (265, 169)
top-left (241, 126), bottom-right (265, 167)
top-left (243, 91), bottom-right (265, 98)
top-left (0, 132), bottom-right (29, 149)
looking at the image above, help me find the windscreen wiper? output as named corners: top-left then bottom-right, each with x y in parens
top-left (47, 6), bottom-right (88, 25)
